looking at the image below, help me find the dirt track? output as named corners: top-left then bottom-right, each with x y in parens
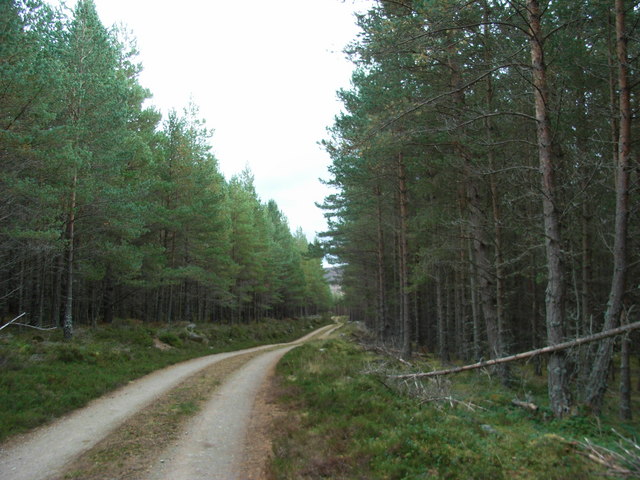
top-left (0, 323), bottom-right (340, 480)
top-left (148, 346), bottom-right (296, 480)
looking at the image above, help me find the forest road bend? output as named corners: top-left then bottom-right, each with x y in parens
top-left (148, 345), bottom-right (296, 480)
top-left (317, 322), bottom-right (342, 339)
top-left (0, 322), bottom-right (338, 480)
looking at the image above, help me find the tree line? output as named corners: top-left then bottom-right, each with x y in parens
top-left (321, 0), bottom-right (638, 417)
top-left (0, 0), bottom-right (331, 338)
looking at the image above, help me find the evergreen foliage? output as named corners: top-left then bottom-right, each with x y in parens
top-left (0, 0), bottom-right (330, 332)
top-left (321, 0), bottom-right (639, 416)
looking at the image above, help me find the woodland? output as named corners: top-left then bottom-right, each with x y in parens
top-left (320, 0), bottom-right (640, 418)
top-left (0, 1), bottom-right (331, 338)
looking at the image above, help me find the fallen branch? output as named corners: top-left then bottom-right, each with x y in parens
top-left (391, 320), bottom-right (640, 379)
top-left (420, 395), bottom-right (488, 411)
top-left (0, 313), bottom-right (27, 332)
top-left (511, 399), bottom-right (539, 412)
top-left (579, 434), bottom-right (640, 478)
top-left (12, 322), bottom-right (57, 331)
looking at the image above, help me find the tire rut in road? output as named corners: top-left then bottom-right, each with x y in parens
top-left (147, 346), bottom-right (296, 480)
top-left (0, 345), bottom-right (279, 480)
top-left (0, 323), bottom-right (339, 480)
top-left (55, 349), bottom-right (264, 480)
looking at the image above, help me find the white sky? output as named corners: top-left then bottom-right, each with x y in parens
top-left (55, 0), bottom-right (368, 241)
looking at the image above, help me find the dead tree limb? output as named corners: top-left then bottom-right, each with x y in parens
top-left (391, 321), bottom-right (640, 379)
top-left (12, 323), bottom-right (57, 331)
top-left (0, 313), bottom-right (27, 332)
top-left (512, 399), bottom-right (539, 412)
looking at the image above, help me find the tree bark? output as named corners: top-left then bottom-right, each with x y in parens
top-left (63, 173), bottom-right (77, 340)
top-left (468, 240), bottom-right (481, 361)
top-left (398, 153), bottom-right (411, 359)
top-left (450, 22), bottom-right (506, 376)
top-left (53, 254), bottom-right (63, 328)
top-left (484, 0), bottom-right (507, 367)
top-left (102, 266), bottom-right (114, 324)
top-left (375, 183), bottom-right (388, 342)
top-left (436, 267), bottom-right (447, 360)
top-left (581, 199), bottom-right (592, 335)
top-left (527, 0), bottom-right (571, 417)
top-left (585, 0), bottom-right (631, 414)
top-left (619, 331), bottom-right (632, 420)
top-left (454, 252), bottom-right (465, 360)
top-left (465, 158), bottom-right (508, 380)
top-left (529, 260), bottom-right (542, 375)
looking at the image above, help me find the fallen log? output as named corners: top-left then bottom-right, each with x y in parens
top-left (391, 320), bottom-right (640, 379)
top-left (511, 399), bottom-right (538, 412)
top-left (0, 312), bottom-right (27, 332)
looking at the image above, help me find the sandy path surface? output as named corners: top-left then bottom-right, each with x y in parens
top-left (0, 323), bottom-right (337, 480)
top-left (148, 346), bottom-right (295, 480)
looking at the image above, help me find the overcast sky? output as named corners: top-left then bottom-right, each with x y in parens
top-left (54, 0), bottom-right (368, 240)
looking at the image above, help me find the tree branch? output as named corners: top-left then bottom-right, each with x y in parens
top-left (0, 312), bottom-right (28, 332)
top-left (360, 63), bottom-right (527, 145)
top-left (391, 321), bottom-right (640, 379)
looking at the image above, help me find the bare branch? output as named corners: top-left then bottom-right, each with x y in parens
top-left (12, 323), bottom-right (58, 331)
top-left (0, 312), bottom-right (28, 332)
top-left (391, 321), bottom-right (640, 379)
top-left (455, 110), bottom-right (538, 129)
top-left (360, 63), bottom-right (527, 146)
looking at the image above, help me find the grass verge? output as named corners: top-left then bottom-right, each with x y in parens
top-left (270, 325), bottom-right (639, 479)
top-left (0, 315), bottom-right (329, 443)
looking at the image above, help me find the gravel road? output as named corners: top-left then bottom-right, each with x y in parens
top-left (148, 345), bottom-right (296, 480)
top-left (0, 323), bottom-right (338, 480)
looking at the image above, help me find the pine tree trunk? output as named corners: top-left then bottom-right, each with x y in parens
top-left (619, 331), bottom-right (632, 420)
top-left (30, 257), bottom-right (40, 326)
top-left (451, 28), bottom-right (506, 375)
top-left (581, 200), bottom-right (592, 334)
top-left (413, 290), bottom-right (420, 347)
top-left (585, 0), bottom-right (631, 414)
top-left (63, 173), bottom-right (77, 340)
top-left (38, 258), bottom-right (45, 327)
top-left (484, 0), bottom-right (507, 364)
top-left (18, 258), bottom-right (25, 314)
top-left (529, 267), bottom-right (543, 376)
top-left (398, 153), bottom-right (411, 359)
top-left (468, 240), bottom-right (481, 361)
top-left (154, 288), bottom-right (162, 322)
top-left (454, 260), bottom-right (464, 359)
top-left (375, 184), bottom-right (388, 342)
top-left (53, 254), bottom-right (63, 327)
top-left (489, 173), bottom-right (506, 358)
top-left (436, 267), bottom-right (447, 360)
top-left (445, 272), bottom-right (454, 360)
top-left (607, 12), bottom-right (620, 170)
top-left (578, 196), bottom-right (594, 389)
top-left (102, 266), bottom-right (114, 324)
top-left (527, 0), bottom-right (570, 417)
top-left (466, 168), bottom-right (505, 378)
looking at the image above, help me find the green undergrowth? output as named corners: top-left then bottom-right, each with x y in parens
top-left (0, 315), bottom-right (329, 442)
top-left (272, 325), bottom-right (639, 479)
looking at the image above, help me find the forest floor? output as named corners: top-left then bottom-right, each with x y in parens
top-left (268, 324), bottom-right (640, 479)
top-left (0, 322), bottom-right (341, 480)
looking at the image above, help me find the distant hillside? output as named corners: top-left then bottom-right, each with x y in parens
top-left (324, 266), bottom-right (343, 296)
